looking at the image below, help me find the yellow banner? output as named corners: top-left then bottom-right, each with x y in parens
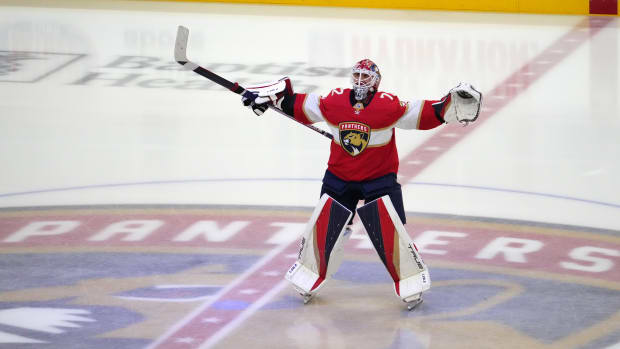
top-left (166, 0), bottom-right (616, 15)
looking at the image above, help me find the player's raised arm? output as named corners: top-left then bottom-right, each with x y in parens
top-left (239, 77), bottom-right (327, 124)
top-left (396, 83), bottom-right (483, 130)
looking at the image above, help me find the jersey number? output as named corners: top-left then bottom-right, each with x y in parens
top-left (380, 92), bottom-right (395, 100)
top-left (330, 88), bottom-right (344, 96)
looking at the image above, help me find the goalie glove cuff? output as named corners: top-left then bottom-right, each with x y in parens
top-left (248, 77), bottom-right (293, 107)
top-left (431, 94), bottom-right (452, 124)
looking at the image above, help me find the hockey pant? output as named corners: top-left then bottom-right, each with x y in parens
top-left (357, 195), bottom-right (431, 301)
top-left (285, 194), bottom-right (352, 296)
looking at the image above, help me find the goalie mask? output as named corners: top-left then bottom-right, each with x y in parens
top-left (351, 59), bottom-right (381, 101)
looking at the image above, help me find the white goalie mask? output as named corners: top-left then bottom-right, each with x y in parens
top-left (351, 59), bottom-right (381, 101)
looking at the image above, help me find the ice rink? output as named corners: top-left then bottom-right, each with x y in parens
top-left (0, 0), bottom-right (619, 348)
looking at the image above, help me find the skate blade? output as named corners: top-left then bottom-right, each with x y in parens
top-left (301, 293), bottom-right (314, 304)
top-left (406, 298), bottom-right (423, 311)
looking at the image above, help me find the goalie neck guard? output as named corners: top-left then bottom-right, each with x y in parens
top-left (351, 59), bottom-right (381, 101)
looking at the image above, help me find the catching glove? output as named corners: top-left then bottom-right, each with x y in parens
top-left (442, 83), bottom-right (482, 125)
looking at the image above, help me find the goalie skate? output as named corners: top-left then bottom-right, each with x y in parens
top-left (302, 292), bottom-right (314, 304)
top-left (404, 293), bottom-right (423, 311)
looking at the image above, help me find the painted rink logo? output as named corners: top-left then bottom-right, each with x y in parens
top-left (1, 206), bottom-right (617, 282)
top-left (0, 205), bottom-right (618, 349)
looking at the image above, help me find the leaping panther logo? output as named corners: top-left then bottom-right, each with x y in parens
top-left (339, 122), bottom-right (370, 156)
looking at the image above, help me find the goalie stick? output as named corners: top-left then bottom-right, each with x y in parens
top-left (174, 26), bottom-right (334, 140)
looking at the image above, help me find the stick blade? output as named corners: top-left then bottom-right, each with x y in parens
top-left (175, 25), bottom-right (189, 63)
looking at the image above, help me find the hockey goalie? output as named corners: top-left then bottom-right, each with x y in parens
top-left (241, 59), bottom-right (482, 310)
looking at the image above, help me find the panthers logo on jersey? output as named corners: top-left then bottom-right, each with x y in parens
top-left (339, 122), bottom-right (370, 156)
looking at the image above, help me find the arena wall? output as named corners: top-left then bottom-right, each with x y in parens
top-left (163, 0), bottom-right (618, 15)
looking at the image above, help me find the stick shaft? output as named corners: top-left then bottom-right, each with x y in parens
top-left (175, 26), bottom-right (333, 140)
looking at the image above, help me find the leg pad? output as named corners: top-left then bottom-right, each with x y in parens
top-left (285, 194), bottom-right (352, 296)
top-left (357, 195), bottom-right (431, 300)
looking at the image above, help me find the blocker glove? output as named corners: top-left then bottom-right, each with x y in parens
top-left (242, 93), bottom-right (269, 116)
top-left (240, 77), bottom-right (294, 116)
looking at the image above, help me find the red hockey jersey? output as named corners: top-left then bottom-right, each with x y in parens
top-left (293, 88), bottom-right (445, 181)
